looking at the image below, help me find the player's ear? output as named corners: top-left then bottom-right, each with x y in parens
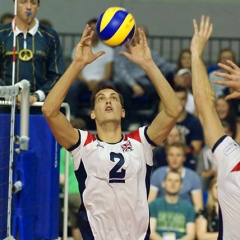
top-left (121, 109), bottom-right (125, 118)
top-left (90, 110), bottom-right (96, 120)
top-left (162, 181), bottom-right (166, 189)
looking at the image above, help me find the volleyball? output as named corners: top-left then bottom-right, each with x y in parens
top-left (96, 7), bottom-right (136, 47)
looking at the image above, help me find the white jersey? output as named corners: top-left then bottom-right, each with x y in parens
top-left (70, 126), bottom-right (154, 240)
top-left (212, 136), bottom-right (240, 240)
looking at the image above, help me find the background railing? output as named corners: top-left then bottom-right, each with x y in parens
top-left (58, 33), bottom-right (240, 67)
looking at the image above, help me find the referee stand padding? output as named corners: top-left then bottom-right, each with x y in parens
top-left (0, 113), bottom-right (60, 240)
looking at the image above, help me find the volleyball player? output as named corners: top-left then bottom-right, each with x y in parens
top-left (42, 25), bottom-right (182, 239)
top-left (190, 16), bottom-right (240, 239)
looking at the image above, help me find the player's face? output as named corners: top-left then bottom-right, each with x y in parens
top-left (180, 52), bottom-right (191, 69)
top-left (166, 146), bottom-right (185, 170)
top-left (16, 0), bottom-right (39, 23)
top-left (166, 127), bottom-right (181, 145)
top-left (216, 98), bottom-right (229, 120)
top-left (91, 89), bottom-right (125, 124)
top-left (163, 172), bottom-right (182, 195)
top-left (175, 91), bottom-right (187, 108)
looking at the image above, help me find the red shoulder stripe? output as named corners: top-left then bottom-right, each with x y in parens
top-left (84, 132), bottom-right (96, 146)
top-left (127, 129), bottom-right (141, 143)
top-left (231, 162), bottom-right (240, 172)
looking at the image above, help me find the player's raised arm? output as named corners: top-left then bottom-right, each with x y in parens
top-left (42, 25), bottom-right (104, 149)
top-left (120, 29), bottom-right (182, 145)
top-left (213, 60), bottom-right (240, 100)
top-left (190, 16), bottom-right (224, 149)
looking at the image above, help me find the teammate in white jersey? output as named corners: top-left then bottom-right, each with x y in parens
top-left (190, 16), bottom-right (240, 240)
top-left (42, 25), bottom-right (182, 240)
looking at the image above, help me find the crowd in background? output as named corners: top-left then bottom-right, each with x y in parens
top-left (1, 9), bottom-right (237, 240)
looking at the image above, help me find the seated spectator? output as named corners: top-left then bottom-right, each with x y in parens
top-left (0, 12), bottom-right (13, 25)
top-left (152, 125), bottom-right (182, 171)
top-left (196, 177), bottom-right (219, 240)
top-left (66, 18), bottom-right (114, 120)
top-left (174, 86), bottom-right (204, 170)
top-left (174, 68), bottom-right (195, 114)
top-left (113, 24), bottom-right (176, 131)
top-left (60, 118), bottom-right (86, 240)
top-left (149, 170), bottom-right (196, 240)
top-left (148, 142), bottom-right (203, 212)
top-left (209, 48), bottom-right (236, 98)
top-left (216, 95), bottom-right (240, 143)
top-left (166, 49), bottom-right (191, 87)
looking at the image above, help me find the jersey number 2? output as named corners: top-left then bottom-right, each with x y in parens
top-left (109, 152), bottom-right (126, 183)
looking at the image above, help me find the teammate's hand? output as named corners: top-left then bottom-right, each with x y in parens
top-left (213, 60), bottom-right (240, 100)
top-left (190, 15), bottom-right (213, 56)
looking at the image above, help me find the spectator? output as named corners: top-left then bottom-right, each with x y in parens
top-left (0, 12), bottom-right (13, 25)
top-left (174, 86), bottom-right (204, 170)
top-left (195, 177), bottom-right (219, 240)
top-left (0, 0), bottom-right (64, 107)
top-left (166, 49), bottom-right (191, 87)
top-left (66, 18), bottom-right (114, 119)
top-left (113, 24), bottom-right (176, 131)
top-left (149, 170), bottom-right (196, 240)
top-left (60, 118), bottom-right (86, 240)
top-left (209, 48), bottom-right (236, 98)
top-left (216, 95), bottom-right (240, 143)
top-left (148, 142), bottom-right (203, 212)
top-left (152, 125), bottom-right (182, 171)
top-left (174, 68), bottom-right (195, 114)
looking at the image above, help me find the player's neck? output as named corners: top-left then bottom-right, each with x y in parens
top-left (96, 123), bottom-right (122, 143)
top-left (16, 18), bottom-right (35, 33)
top-left (165, 194), bottom-right (179, 204)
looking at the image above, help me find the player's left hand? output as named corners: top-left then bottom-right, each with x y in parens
top-left (74, 25), bottom-right (105, 66)
top-left (119, 28), bottom-right (153, 67)
top-left (190, 15), bottom-right (213, 56)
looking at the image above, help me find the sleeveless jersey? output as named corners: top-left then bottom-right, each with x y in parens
top-left (212, 136), bottom-right (240, 240)
top-left (70, 126), bottom-right (154, 240)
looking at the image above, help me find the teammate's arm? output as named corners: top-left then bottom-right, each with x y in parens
top-left (42, 25), bottom-right (104, 149)
top-left (190, 16), bottom-right (224, 149)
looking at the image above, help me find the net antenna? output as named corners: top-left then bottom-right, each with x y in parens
top-left (0, 80), bottom-right (30, 240)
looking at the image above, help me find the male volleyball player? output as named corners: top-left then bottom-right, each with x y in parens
top-left (190, 16), bottom-right (240, 239)
top-left (42, 25), bottom-right (182, 240)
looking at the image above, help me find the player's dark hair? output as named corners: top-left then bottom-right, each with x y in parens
top-left (165, 141), bottom-right (186, 156)
top-left (87, 18), bottom-right (98, 25)
top-left (164, 169), bottom-right (182, 182)
top-left (90, 82), bottom-right (124, 110)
